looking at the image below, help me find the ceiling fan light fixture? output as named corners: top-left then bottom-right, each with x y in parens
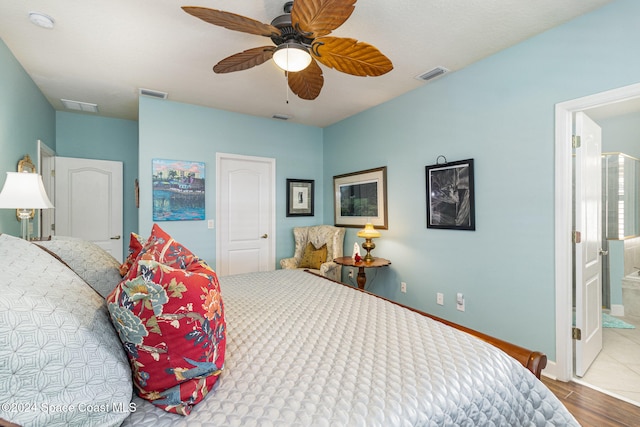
top-left (273, 43), bottom-right (312, 72)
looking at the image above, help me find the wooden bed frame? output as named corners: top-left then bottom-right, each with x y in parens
top-left (308, 270), bottom-right (547, 379)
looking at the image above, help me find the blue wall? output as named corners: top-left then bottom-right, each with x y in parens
top-left (56, 112), bottom-right (139, 254)
top-left (0, 38), bottom-right (55, 236)
top-left (138, 96), bottom-right (324, 264)
top-left (600, 111), bottom-right (640, 158)
top-left (322, 0), bottom-right (640, 358)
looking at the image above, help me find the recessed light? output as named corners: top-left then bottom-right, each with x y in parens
top-left (29, 12), bottom-right (55, 29)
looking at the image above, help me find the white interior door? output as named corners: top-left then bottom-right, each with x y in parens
top-left (574, 111), bottom-right (603, 377)
top-left (216, 153), bottom-right (275, 276)
top-left (55, 157), bottom-right (123, 262)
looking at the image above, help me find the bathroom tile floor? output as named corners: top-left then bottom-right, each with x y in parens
top-left (579, 314), bottom-right (640, 405)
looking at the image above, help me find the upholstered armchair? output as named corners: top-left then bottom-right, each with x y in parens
top-left (280, 225), bottom-right (346, 281)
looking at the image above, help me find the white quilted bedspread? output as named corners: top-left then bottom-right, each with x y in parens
top-left (122, 270), bottom-right (578, 426)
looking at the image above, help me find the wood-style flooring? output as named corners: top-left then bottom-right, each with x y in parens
top-left (542, 376), bottom-right (640, 426)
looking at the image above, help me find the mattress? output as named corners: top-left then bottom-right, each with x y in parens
top-left (122, 269), bottom-right (578, 426)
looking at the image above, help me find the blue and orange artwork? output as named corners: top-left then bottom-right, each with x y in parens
top-left (152, 159), bottom-right (205, 221)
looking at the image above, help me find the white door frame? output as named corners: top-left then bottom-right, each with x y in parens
top-left (215, 152), bottom-right (276, 274)
top-left (554, 82), bottom-right (640, 381)
top-left (37, 139), bottom-right (55, 238)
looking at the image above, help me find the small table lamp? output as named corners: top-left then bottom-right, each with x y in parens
top-left (357, 222), bottom-right (381, 263)
top-left (0, 172), bottom-right (54, 240)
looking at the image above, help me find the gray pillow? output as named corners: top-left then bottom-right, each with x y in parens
top-left (0, 234), bottom-right (132, 427)
top-left (35, 236), bottom-right (122, 298)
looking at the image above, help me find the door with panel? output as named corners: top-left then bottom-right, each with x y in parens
top-left (574, 111), bottom-right (603, 377)
top-left (216, 153), bottom-right (275, 276)
top-left (55, 156), bottom-right (123, 262)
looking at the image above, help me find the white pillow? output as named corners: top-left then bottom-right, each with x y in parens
top-left (35, 236), bottom-right (122, 298)
top-left (0, 234), bottom-right (132, 427)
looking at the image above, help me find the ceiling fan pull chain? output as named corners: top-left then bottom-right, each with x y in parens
top-left (285, 50), bottom-right (290, 104)
top-left (285, 71), bottom-right (290, 104)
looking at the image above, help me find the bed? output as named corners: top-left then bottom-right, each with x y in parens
top-left (0, 232), bottom-right (579, 426)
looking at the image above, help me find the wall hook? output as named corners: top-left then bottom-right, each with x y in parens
top-left (436, 155), bottom-right (447, 164)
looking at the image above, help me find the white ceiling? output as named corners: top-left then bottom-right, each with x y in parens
top-left (0, 0), bottom-right (612, 127)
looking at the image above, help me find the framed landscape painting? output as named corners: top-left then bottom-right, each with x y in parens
top-left (425, 158), bottom-right (475, 230)
top-left (333, 166), bottom-right (387, 229)
top-left (152, 159), bottom-right (205, 221)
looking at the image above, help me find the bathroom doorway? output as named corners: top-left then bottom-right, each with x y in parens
top-left (555, 82), bottom-right (640, 404)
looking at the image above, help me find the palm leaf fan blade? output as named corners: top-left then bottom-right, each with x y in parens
top-left (291, 0), bottom-right (356, 38)
top-left (312, 37), bottom-right (393, 77)
top-left (182, 6), bottom-right (280, 37)
top-left (213, 47), bottom-right (275, 74)
top-left (287, 59), bottom-right (324, 100)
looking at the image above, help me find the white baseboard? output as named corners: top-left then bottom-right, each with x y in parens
top-left (610, 304), bottom-right (625, 317)
top-left (541, 360), bottom-right (559, 380)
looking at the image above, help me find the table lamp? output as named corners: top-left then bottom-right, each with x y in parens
top-left (357, 222), bottom-right (381, 262)
top-left (0, 172), bottom-right (54, 240)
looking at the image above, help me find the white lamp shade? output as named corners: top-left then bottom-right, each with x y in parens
top-left (0, 172), bottom-right (54, 209)
top-left (273, 43), bottom-right (312, 72)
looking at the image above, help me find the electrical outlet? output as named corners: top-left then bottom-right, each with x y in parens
top-left (401, 282), bottom-right (407, 293)
top-left (436, 292), bottom-right (444, 306)
top-left (348, 269), bottom-right (354, 278)
top-left (456, 292), bottom-right (465, 312)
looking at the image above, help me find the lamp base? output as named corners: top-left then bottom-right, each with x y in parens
top-left (18, 210), bottom-right (30, 240)
top-left (361, 239), bottom-right (375, 263)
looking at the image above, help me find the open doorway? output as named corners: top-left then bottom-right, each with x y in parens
top-left (555, 82), bottom-right (640, 404)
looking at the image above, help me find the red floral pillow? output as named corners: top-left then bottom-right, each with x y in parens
top-left (119, 232), bottom-right (145, 276)
top-left (124, 224), bottom-right (200, 281)
top-left (107, 258), bottom-right (225, 415)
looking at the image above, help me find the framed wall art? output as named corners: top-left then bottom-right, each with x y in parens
top-left (333, 166), bottom-right (387, 229)
top-left (425, 158), bottom-right (475, 230)
top-left (152, 159), bottom-right (205, 221)
top-left (286, 179), bottom-right (314, 217)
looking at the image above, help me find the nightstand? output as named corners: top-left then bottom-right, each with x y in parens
top-left (333, 256), bottom-right (391, 290)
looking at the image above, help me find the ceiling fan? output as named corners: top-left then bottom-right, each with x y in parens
top-left (182, 0), bottom-right (393, 100)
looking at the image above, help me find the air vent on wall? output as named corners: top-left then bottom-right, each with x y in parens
top-left (60, 99), bottom-right (98, 113)
top-left (272, 114), bottom-right (291, 121)
top-left (415, 66), bottom-right (449, 82)
top-left (139, 88), bottom-right (168, 99)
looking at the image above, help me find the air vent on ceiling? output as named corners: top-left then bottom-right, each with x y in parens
top-left (61, 99), bottom-right (98, 113)
top-left (272, 114), bottom-right (291, 121)
top-left (415, 66), bottom-right (449, 82)
top-left (139, 88), bottom-right (168, 99)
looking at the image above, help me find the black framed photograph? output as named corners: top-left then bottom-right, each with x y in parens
top-left (425, 159), bottom-right (475, 230)
top-left (333, 166), bottom-right (388, 229)
top-left (286, 179), bottom-right (314, 216)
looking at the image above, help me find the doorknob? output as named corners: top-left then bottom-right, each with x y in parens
top-left (599, 248), bottom-right (608, 256)
top-left (110, 235), bottom-right (121, 240)
top-left (261, 234), bottom-right (268, 239)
